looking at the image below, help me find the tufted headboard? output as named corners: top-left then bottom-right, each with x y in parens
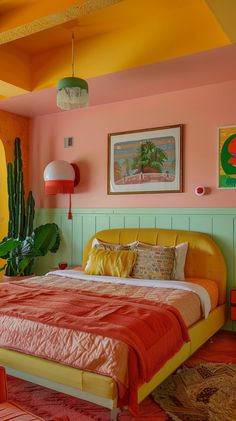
top-left (82, 228), bottom-right (227, 305)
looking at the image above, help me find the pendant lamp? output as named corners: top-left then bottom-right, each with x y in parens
top-left (57, 32), bottom-right (89, 110)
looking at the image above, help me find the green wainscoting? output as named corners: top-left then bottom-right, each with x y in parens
top-left (35, 207), bottom-right (236, 331)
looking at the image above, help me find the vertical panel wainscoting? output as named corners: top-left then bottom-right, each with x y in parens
top-left (35, 208), bottom-right (236, 331)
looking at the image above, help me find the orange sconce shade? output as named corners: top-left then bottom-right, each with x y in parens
top-left (45, 179), bottom-right (74, 194)
top-left (43, 160), bottom-right (79, 219)
top-left (43, 160), bottom-right (79, 195)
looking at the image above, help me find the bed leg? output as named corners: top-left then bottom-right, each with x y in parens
top-left (110, 408), bottom-right (119, 420)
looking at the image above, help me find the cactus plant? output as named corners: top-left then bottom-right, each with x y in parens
top-left (0, 137), bottom-right (60, 277)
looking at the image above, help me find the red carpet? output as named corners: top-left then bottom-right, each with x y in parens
top-left (7, 377), bottom-right (166, 420)
top-left (6, 330), bottom-right (236, 420)
top-left (186, 329), bottom-right (236, 367)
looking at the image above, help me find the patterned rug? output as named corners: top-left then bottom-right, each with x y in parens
top-left (6, 331), bottom-right (236, 420)
top-left (152, 363), bottom-right (236, 421)
top-left (7, 375), bottom-right (166, 421)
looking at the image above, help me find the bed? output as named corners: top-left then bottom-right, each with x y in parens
top-left (0, 228), bottom-right (227, 420)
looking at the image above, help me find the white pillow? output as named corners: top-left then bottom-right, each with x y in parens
top-left (91, 238), bottom-right (139, 250)
top-left (174, 242), bottom-right (188, 280)
top-left (136, 241), bottom-right (188, 280)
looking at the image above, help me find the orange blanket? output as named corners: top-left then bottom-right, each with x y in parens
top-left (0, 282), bottom-right (189, 413)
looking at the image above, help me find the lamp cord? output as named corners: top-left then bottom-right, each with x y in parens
top-left (72, 31), bottom-right (75, 77)
top-left (68, 194), bottom-right (72, 220)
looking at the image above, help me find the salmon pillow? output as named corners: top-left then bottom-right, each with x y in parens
top-left (84, 248), bottom-right (137, 278)
top-left (186, 277), bottom-right (219, 310)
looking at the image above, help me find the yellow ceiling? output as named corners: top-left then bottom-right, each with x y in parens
top-left (0, 0), bottom-right (235, 99)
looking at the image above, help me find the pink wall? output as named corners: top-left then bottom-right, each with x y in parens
top-left (30, 79), bottom-right (236, 208)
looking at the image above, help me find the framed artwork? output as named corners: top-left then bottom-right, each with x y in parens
top-left (108, 124), bottom-right (183, 194)
top-left (218, 125), bottom-right (236, 189)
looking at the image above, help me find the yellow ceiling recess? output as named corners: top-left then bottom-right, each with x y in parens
top-left (0, 0), bottom-right (233, 99)
top-left (206, 0), bottom-right (236, 42)
top-left (0, 81), bottom-right (29, 98)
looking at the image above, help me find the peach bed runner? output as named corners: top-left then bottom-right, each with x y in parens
top-left (0, 278), bottom-right (189, 413)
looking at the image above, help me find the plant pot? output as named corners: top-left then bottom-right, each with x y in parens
top-left (2, 274), bottom-right (35, 282)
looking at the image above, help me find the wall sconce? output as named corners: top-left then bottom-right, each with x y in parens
top-left (43, 160), bottom-right (80, 219)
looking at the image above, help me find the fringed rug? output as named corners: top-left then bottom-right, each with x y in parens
top-left (7, 375), bottom-right (166, 421)
top-left (152, 363), bottom-right (236, 421)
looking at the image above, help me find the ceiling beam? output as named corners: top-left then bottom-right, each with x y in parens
top-left (0, 0), bottom-right (123, 45)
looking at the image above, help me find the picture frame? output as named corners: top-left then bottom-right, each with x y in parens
top-left (108, 124), bottom-right (183, 195)
top-left (218, 125), bottom-right (236, 189)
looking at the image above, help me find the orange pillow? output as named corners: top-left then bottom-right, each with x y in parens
top-left (186, 277), bottom-right (219, 310)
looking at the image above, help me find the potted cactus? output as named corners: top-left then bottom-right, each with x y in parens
top-left (0, 137), bottom-right (60, 278)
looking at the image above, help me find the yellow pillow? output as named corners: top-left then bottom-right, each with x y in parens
top-left (84, 248), bottom-right (137, 277)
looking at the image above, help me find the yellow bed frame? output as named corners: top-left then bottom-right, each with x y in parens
top-left (0, 228), bottom-right (227, 420)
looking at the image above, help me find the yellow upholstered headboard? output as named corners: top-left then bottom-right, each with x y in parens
top-left (82, 228), bottom-right (227, 305)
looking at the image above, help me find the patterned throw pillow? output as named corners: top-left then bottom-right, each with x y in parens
top-left (134, 241), bottom-right (188, 280)
top-left (131, 246), bottom-right (176, 280)
top-left (84, 248), bottom-right (137, 277)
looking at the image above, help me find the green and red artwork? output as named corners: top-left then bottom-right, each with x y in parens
top-left (108, 125), bottom-right (182, 194)
top-left (113, 137), bottom-right (174, 185)
top-left (219, 126), bottom-right (236, 188)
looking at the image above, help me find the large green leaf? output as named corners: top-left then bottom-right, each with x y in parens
top-left (17, 256), bottom-right (34, 274)
top-left (0, 238), bottom-right (20, 259)
top-left (30, 223), bottom-right (60, 257)
top-left (3, 224), bottom-right (60, 276)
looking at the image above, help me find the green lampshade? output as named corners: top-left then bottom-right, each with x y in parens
top-left (57, 76), bottom-right (89, 110)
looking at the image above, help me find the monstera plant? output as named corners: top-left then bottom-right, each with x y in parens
top-left (0, 137), bottom-right (60, 277)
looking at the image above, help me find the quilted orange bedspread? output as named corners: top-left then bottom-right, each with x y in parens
top-left (0, 275), bottom-right (191, 412)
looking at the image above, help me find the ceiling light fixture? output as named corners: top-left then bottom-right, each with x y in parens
top-left (57, 32), bottom-right (89, 110)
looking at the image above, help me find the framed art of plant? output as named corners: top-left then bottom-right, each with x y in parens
top-left (108, 124), bottom-right (183, 194)
top-left (218, 125), bottom-right (236, 189)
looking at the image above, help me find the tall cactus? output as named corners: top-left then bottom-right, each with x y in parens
top-left (7, 162), bottom-right (15, 238)
top-left (7, 138), bottom-right (34, 240)
top-left (5, 138), bottom-right (35, 275)
top-left (15, 138), bottom-right (24, 239)
top-left (24, 191), bottom-right (35, 237)
top-left (4, 137), bottom-right (60, 277)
